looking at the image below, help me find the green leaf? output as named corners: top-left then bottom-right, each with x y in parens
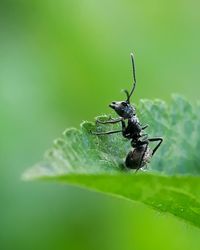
top-left (23, 95), bottom-right (200, 228)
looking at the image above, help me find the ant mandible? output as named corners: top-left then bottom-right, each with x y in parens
top-left (92, 53), bottom-right (163, 172)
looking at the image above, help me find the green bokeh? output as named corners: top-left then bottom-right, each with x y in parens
top-left (1, 0), bottom-right (200, 249)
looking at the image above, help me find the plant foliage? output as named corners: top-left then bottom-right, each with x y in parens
top-left (23, 95), bottom-right (200, 228)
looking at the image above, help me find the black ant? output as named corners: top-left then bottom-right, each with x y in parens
top-left (92, 53), bottom-right (163, 172)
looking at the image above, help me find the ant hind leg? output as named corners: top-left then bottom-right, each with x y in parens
top-left (136, 141), bottom-right (149, 173)
top-left (148, 137), bottom-right (163, 155)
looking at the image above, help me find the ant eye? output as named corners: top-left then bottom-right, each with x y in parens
top-left (121, 102), bottom-right (127, 106)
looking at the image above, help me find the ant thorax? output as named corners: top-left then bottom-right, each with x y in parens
top-left (127, 114), bottom-right (142, 134)
top-left (130, 114), bottom-right (140, 126)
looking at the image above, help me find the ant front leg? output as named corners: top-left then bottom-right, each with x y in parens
top-left (91, 130), bottom-right (122, 136)
top-left (121, 120), bottom-right (129, 138)
top-left (96, 117), bottom-right (123, 124)
top-left (92, 118), bottom-right (125, 136)
top-left (92, 118), bottom-right (126, 136)
top-left (148, 137), bottom-right (163, 155)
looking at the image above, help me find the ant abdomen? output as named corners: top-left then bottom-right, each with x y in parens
top-left (125, 145), bottom-right (152, 169)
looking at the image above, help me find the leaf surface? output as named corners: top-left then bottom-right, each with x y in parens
top-left (23, 96), bottom-right (200, 228)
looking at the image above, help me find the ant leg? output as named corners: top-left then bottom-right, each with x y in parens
top-left (91, 130), bottom-right (122, 136)
top-left (121, 120), bottom-right (128, 137)
top-left (92, 120), bottom-right (126, 136)
top-left (96, 117), bottom-right (122, 124)
top-left (141, 124), bottom-right (149, 130)
top-left (121, 120), bottom-right (126, 131)
top-left (148, 137), bottom-right (163, 155)
top-left (140, 133), bottom-right (148, 140)
top-left (136, 141), bottom-right (149, 173)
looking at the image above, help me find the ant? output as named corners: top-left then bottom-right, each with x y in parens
top-left (92, 53), bottom-right (163, 172)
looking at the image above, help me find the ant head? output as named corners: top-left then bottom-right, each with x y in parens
top-left (109, 101), bottom-right (136, 118)
top-left (109, 53), bottom-right (137, 119)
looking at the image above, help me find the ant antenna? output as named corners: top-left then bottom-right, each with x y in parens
top-left (123, 53), bottom-right (137, 103)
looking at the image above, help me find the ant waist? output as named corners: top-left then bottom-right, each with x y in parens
top-left (131, 136), bottom-right (148, 146)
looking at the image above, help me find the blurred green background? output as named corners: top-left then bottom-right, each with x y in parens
top-left (1, 0), bottom-right (200, 249)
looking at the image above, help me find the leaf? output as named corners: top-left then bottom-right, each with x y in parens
top-left (23, 95), bottom-right (200, 228)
